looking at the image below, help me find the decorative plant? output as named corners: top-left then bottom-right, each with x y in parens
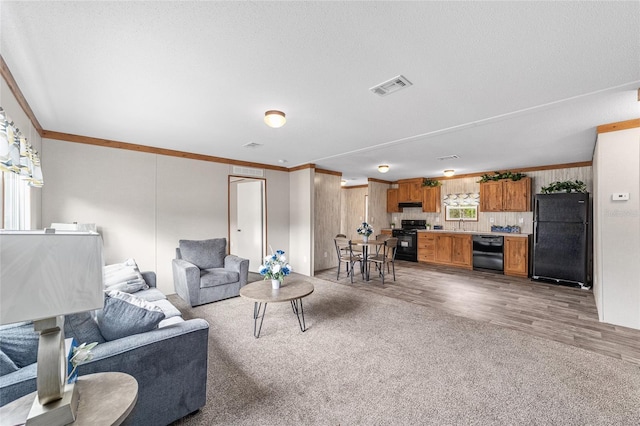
top-left (477, 171), bottom-right (526, 183)
top-left (259, 249), bottom-right (292, 282)
top-left (541, 180), bottom-right (587, 194)
top-left (422, 178), bottom-right (441, 187)
top-left (356, 222), bottom-right (374, 237)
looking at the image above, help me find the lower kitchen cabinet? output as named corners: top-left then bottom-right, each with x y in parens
top-left (504, 235), bottom-right (530, 277)
top-left (418, 232), bottom-right (472, 269)
top-left (417, 233), bottom-right (435, 262)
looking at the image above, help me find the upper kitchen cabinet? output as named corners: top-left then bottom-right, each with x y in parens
top-left (480, 177), bottom-right (532, 212)
top-left (422, 186), bottom-right (441, 213)
top-left (387, 188), bottom-right (401, 212)
top-left (397, 178), bottom-right (423, 203)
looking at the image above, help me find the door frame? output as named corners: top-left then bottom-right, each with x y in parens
top-left (228, 175), bottom-right (268, 271)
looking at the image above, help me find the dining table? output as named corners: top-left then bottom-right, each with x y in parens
top-left (352, 238), bottom-right (385, 281)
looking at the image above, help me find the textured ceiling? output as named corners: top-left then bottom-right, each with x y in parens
top-left (1, 1), bottom-right (639, 185)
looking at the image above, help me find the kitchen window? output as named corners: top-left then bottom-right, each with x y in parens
top-left (445, 205), bottom-right (478, 221)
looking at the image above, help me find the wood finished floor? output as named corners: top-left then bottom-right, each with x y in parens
top-left (314, 260), bottom-right (640, 367)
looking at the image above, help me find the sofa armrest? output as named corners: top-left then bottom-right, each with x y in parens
top-left (172, 259), bottom-right (201, 307)
top-left (141, 271), bottom-right (156, 288)
top-left (225, 255), bottom-right (250, 287)
top-left (78, 319), bottom-right (209, 426)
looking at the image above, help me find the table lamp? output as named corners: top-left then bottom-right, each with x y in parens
top-left (0, 230), bottom-right (104, 425)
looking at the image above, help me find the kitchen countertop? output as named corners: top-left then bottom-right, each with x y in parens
top-left (381, 228), bottom-right (530, 237)
top-left (417, 229), bottom-right (531, 237)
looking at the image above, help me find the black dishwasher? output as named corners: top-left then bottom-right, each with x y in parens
top-left (472, 235), bottom-right (504, 273)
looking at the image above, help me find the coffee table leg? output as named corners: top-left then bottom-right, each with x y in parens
top-left (253, 302), bottom-right (268, 338)
top-left (290, 298), bottom-right (306, 332)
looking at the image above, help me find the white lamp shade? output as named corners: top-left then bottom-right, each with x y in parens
top-left (0, 231), bottom-right (104, 325)
top-left (264, 110), bottom-right (286, 128)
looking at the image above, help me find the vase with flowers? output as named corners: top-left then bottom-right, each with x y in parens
top-left (356, 222), bottom-right (374, 243)
top-left (259, 248), bottom-right (292, 289)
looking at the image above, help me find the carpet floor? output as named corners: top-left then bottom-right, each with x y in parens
top-left (169, 274), bottom-right (640, 425)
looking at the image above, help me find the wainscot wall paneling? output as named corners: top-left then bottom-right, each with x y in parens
top-left (367, 180), bottom-right (392, 237)
top-left (40, 137), bottom-right (294, 295)
top-left (41, 139), bottom-right (157, 285)
top-left (289, 168), bottom-right (313, 276)
top-left (341, 186), bottom-right (368, 240)
top-left (314, 172), bottom-right (341, 272)
top-left (156, 155), bottom-right (229, 293)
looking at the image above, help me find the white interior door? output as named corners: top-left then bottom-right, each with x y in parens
top-left (234, 180), bottom-right (264, 272)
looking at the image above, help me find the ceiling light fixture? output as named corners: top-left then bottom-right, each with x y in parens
top-left (341, 180), bottom-right (347, 186)
top-left (443, 169), bottom-right (455, 177)
top-left (378, 165), bottom-right (390, 173)
top-left (264, 110), bottom-right (286, 128)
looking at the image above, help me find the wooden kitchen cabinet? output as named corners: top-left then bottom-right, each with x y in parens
top-left (381, 229), bottom-right (393, 237)
top-left (417, 233), bottom-right (435, 262)
top-left (387, 188), bottom-right (401, 212)
top-left (418, 232), bottom-right (472, 269)
top-left (503, 178), bottom-right (532, 211)
top-left (397, 178), bottom-right (423, 203)
top-left (504, 235), bottom-right (530, 277)
top-left (422, 186), bottom-right (441, 213)
top-left (434, 234), bottom-right (453, 264)
top-left (451, 234), bottom-right (472, 267)
top-left (480, 177), bottom-right (531, 212)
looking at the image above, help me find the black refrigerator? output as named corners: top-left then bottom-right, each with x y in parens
top-left (532, 193), bottom-right (589, 288)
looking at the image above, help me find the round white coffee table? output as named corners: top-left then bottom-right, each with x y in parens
top-left (240, 279), bottom-right (314, 338)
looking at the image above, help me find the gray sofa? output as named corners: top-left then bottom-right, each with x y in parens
top-left (0, 272), bottom-right (209, 426)
top-left (173, 238), bottom-right (249, 307)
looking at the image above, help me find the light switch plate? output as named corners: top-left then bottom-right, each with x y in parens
top-left (612, 193), bottom-right (630, 201)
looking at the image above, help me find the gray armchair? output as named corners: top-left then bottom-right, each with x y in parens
top-left (172, 238), bottom-right (249, 307)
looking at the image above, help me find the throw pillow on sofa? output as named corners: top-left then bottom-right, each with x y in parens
top-left (103, 258), bottom-right (149, 294)
top-left (97, 290), bottom-right (165, 341)
top-left (0, 321), bottom-right (39, 368)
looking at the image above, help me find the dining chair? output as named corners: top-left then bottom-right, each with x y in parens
top-left (334, 238), bottom-right (363, 283)
top-left (366, 237), bottom-right (398, 284)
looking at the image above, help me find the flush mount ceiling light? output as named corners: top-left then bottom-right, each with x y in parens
top-left (341, 180), bottom-right (347, 186)
top-left (443, 169), bottom-right (455, 177)
top-left (378, 164), bottom-right (390, 173)
top-left (264, 110), bottom-right (286, 128)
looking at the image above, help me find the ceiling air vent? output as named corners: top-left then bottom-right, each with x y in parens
top-left (232, 166), bottom-right (264, 177)
top-left (369, 75), bottom-right (413, 97)
top-left (436, 155), bottom-right (460, 161)
top-left (243, 142), bottom-right (262, 149)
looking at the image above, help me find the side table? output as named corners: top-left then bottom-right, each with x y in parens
top-left (0, 372), bottom-right (138, 426)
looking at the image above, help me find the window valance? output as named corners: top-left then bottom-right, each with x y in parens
top-left (0, 107), bottom-right (43, 187)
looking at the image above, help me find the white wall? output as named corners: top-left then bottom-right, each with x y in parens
top-left (0, 78), bottom-right (42, 229)
top-left (41, 138), bottom-right (292, 294)
top-left (593, 127), bottom-right (640, 329)
top-left (289, 168), bottom-right (313, 276)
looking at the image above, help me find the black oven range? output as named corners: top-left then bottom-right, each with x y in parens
top-left (392, 220), bottom-right (427, 262)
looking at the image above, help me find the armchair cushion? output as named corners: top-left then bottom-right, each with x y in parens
top-left (200, 269), bottom-right (240, 288)
top-left (179, 238), bottom-right (226, 269)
